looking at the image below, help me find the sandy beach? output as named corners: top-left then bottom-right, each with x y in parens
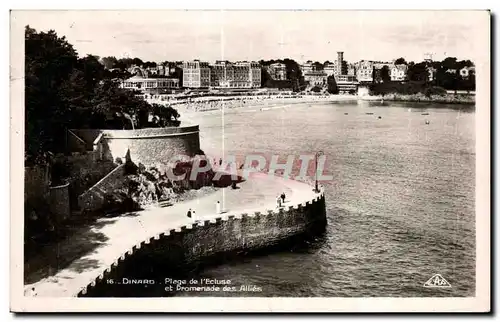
top-left (149, 94), bottom-right (359, 115)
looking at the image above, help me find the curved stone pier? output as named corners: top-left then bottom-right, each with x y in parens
top-left (24, 173), bottom-right (326, 297)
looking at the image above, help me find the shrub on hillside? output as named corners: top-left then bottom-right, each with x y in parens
top-left (369, 81), bottom-right (447, 97)
top-left (100, 154), bottom-right (221, 212)
top-left (310, 86), bottom-right (323, 93)
top-left (50, 160), bottom-right (71, 186)
top-left (423, 86), bottom-right (447, 97)
top-left (24, 200), bottom-right (57, 242)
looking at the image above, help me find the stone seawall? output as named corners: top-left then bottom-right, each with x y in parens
top-left (78, 191), bottom-right (326, 297)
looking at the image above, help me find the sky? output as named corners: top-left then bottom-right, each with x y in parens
top-left (14, 10), bottom-right (489, 64)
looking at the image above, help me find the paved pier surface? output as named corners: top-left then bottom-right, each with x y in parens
top-left (24, 172), bottom-right (318, 297)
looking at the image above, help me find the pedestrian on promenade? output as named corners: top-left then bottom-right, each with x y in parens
top-left (216, 201), bottom-right (221, 214)
top-left (192, 210), bottom-right (197, 221)
top-left (187, 208), bottom-right (192, 218)
top-left (281, 192), bottom-right (286, 204)
top-left (277, 196), bottom-right (282, 208)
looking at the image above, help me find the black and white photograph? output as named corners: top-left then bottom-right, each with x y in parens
top-left (9, 9), bottom-right (490, 312)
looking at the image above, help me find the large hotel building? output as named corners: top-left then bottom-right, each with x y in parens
top-left (182, 60), bottom-right (211, 88)
top-left (182, 60), bottom-right (262, 89)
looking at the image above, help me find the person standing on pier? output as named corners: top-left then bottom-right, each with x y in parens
top-left (277, 195), bottom-right (282, 208)
top-left (281, 192), bottom-right (286, 204)
top-left (187, 208), bottom-right (192, 218)
top-left (216, 201), bottom-right (221, 214)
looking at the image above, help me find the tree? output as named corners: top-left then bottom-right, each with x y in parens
top-left (380, 65), bottom-right (391, 83)
top-left (171, 67), bottom-right (183, 87)
top-left (114, 57), bottom-right (144, 70)
top-left (326, 76), bottom-right (338, 94)
top-left (435, 67), bottom-right (459, 90)
top-left (394, 57), bottom-right (407, 65)
top-left (131, 58), bottom-right (144, 66)
top-left (151, 104), bottom-right (180, 127)
top-left (107, 68), bottom-right (132, 80)
top-left (25, 25), bottom-right (79, 161)
top-left (79, 55), bottom-right (106, 89)
top-left (459, 59), bottom-right (474, 68)
top-left (261, 67), bottom-right (272, 87)
top-left (432, 57), bottom-right (476, 91)
top-left (259, 59), bottom-right (276, 67)
top-left (100, 56), bottom-right (118, 69)
top-left (115, 58), bottom-right (133, 70)
top-left (407, 62), bottom-right (428, 82)
top-left (282, 58), bottom-right (304, 91)
top-left (441, 57), bottom-right (458, 70)
top-left (313, 61), bottom-right (323, 71)
top-left (463, 69), bottom-right (476, 92)
top-left (25, 26), bottom-right (181, 164)
top-left (452, 69), bottom-right (460, 94)
top-left (143, 61), bottom-right (157, 68)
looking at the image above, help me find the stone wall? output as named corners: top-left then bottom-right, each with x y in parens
top-left (49, 183), bottom-right (70, 223)
top-left (71, 126), bottom-right (201, 171)
top-left (53, 153), bottom-right (117, 199)
top-left (78, 164), bottom-right (126, 212)
top-left (77, 191), bottom-right (327, 296)
top-left (25, 166), bottom-right (71, 226)
top-left (102, 126), bottom-right (200, 169)
top-left (24, 165), bottom-right (50, 207)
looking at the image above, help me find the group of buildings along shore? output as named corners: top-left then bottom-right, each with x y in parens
top-left (118, 51), bottom-right (476, 96)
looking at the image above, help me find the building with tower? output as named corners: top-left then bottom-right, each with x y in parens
top-left (335, 52), bottom-right (348, 76)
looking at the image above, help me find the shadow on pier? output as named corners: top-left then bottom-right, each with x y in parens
top-left (23, 212), bottom-right (139, 285)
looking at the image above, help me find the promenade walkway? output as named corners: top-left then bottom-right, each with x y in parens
top-left (24, 172), bottom-right (318, 297)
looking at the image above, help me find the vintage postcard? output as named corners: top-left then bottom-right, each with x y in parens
top-left (10, 10), bottom-right (490, 312)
